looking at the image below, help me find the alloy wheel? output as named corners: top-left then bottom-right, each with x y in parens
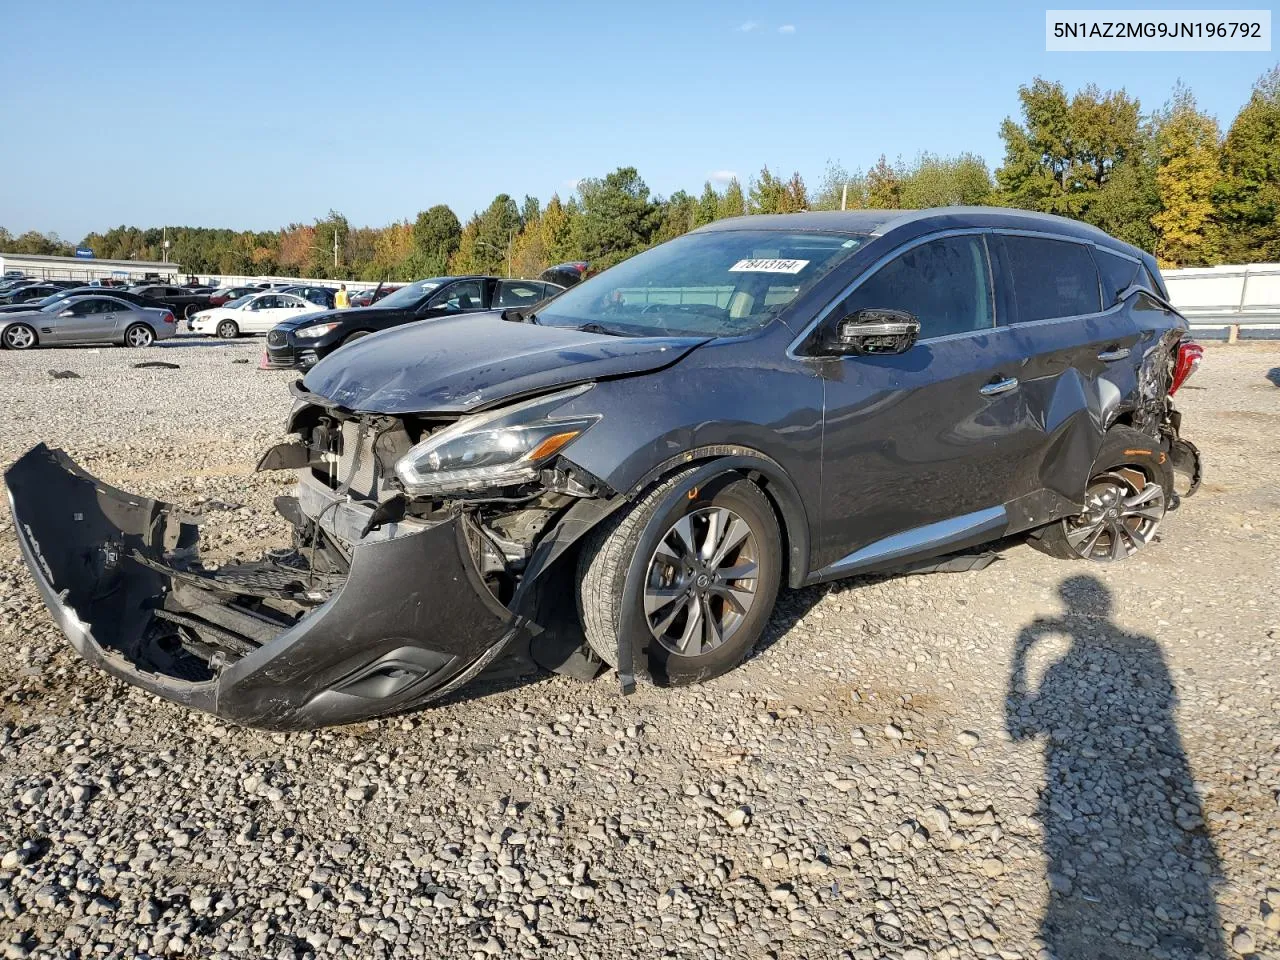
top-left (126, 325), bottom-right (153, 347)
top-left (1063, 470), bottom-right (1165, 561)
top-left (643, 506), bottom-right (760, 657)
top-left (4, 325), bottom-right (35, 349)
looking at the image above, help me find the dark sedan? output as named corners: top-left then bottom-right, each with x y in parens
top-left (0, 286), bottom-right (159, 315)
top-left (0, 283), bottom-right (70, 306)
top-left (127, 283), bottom-right (213, 320)
top-left (263, 276), bottom-right (562, 369)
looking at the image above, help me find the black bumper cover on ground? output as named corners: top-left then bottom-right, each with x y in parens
top-left (5, 445), bottom-right (521, 730)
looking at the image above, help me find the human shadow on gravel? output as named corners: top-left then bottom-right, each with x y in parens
top-left (1006, 575), bottom-right (1227, 960)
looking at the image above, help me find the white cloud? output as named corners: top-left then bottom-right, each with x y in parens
top-left (778, 24), bottom-right (796, 34)
top-left (737, 20), bottom-right (759, 32)
top-left (709, 170), bottom-right (739, 185)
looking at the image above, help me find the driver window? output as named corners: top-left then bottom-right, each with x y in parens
top-left (838, 235), bottom-right (994, 340)
top-left (429, 280), bottom-right (482, 311)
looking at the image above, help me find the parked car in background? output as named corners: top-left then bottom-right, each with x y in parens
top-left (349, 284), bottom-right (401, 307)
top-left (0, 283), bottom-right (69, 306)
top-left (0, 286), bottom-right (159, 315)
top-left (127, 283), bottom-right (213, 320)
top-left (189, 291), bottom-right (326, 338)
top-left (208, 285), bottom-right (263, 307)
top-left (264, 276), bottom-right (563, 369)
top-left (540, 261), bottom-right (590, 288)
top-left (0, 294), bottom-right (176, 349)
top-left (4, 208), bottom-right (1204, 729)
top-left (278, 285), bottom-right (337, 309)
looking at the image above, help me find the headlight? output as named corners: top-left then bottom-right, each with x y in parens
top-left (395, 384), bottom-right (598, 495)
top-left (295, 322), bottom-right (342, 340)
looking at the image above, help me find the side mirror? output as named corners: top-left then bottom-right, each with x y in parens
top-left (831, 308), bottom-right (920, 356)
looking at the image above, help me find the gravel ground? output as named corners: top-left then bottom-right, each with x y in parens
top-left (0, 338), bottom-right (1277, 960)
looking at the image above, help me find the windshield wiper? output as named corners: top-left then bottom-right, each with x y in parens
top-left (576, 321), bottom-right (628, 336)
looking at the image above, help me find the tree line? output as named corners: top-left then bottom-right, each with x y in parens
top-left (3, 67), bottom-right (1277, 278)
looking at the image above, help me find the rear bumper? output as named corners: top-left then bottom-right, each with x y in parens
top-left (5, 445), bottom-right (522, 730)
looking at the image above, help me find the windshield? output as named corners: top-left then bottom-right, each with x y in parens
top-left (370, 277), bottom-right (444, 309)
top-left (36, 292), bottom-right (75, 309)
top-left (535, 230), bottom-right (866, 337)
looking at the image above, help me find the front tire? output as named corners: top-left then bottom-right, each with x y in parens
top-left (1030, 425), bottom-right (1174, 562)
top-left (217, 319), bottom-right (239, 339)
top-left (2, 323), bottom-right (37, 350)
top-left (577, 468), bottom-right (782, 685)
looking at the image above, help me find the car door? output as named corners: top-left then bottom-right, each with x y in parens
top-left (992, 233), bottom-right (1141, 509)
top-left (420, 279), bottom-right (486, 319)
top-left (48, 298), bottom-right (117, 343)
top-left (243, 295), bottom-right (281, 332)
top-left (813, 231), bottom-right (1054, 575)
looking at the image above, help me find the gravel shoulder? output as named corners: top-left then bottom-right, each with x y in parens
top-left (0, 339), bottom-right (1277, 960)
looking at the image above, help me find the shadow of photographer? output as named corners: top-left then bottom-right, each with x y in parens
top-left (1006, 575), bottom-right (1228, 959)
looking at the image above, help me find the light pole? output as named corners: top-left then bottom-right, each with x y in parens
top-left (476, 228), bottom-right (517, 278)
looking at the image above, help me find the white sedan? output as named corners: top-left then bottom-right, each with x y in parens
top-left (188, 292), bottom-right (326, 338)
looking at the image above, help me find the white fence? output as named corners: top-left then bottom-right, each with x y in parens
top-left (1162, 263), bottom-right (1280, 339)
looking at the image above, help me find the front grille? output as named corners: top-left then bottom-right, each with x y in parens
top-left (267, 330), bottom-right (287, 347)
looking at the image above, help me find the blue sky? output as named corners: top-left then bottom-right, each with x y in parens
top-left (1, 0), bottom-right (1274, 241)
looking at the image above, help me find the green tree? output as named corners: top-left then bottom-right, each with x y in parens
top-left (996, 78), bottom-right (1144, 221)
top-left (1213, 65), bottom-right (1280, 263)
top-left (900, 153), bottom-right (993, 207)
top-left (411, 205), bottom-right (462, 276)
top-left (748, 166), bottom-right (787, 214)
top-left (865, 156), bottom-right (903, 208)
top-left (309, 210), bottom-right (351, 278)
top-left (571, 167), bottom-right (660, 269)
top-left (654, 190), bottom-right (697, 243)
top-left (475, 194), bottom-right (522, 274)
top-left (694, 181), bottom-right (721, 226)
top-left (717, 178), bottom-right (746, 219)
top-left (1151, 84), bottom-right (1221, 267)
top-left (811, 161), bottom-right (866, 211)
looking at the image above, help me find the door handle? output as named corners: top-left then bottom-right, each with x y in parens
top-left (980, 377), bottom-right (1019, 397)
top-left (1098, 346), bottom-right (1130, 362)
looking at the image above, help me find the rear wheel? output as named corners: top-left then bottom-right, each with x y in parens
top-left (124, 323), bottom-right (154, 348)
top-left (1030, 425), bottom-right (1174, 562)
top-left (2, 323), bottom-right (37, 350)
top-left (217, 319), bottom-right (239, 339)
top-left (577, 468), bottom-right (782, 685)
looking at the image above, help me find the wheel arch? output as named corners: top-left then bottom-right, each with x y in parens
top-left (625, 447), bottom-right (811, 589)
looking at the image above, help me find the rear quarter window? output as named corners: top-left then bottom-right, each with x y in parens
top-left (1002, 235), bottom-right (1102, 323)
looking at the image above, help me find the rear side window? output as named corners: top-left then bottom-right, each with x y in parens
top-left (1094, 248), bottom-right (1143, 305)
top-left (496, 280), bottom-right (545, 308)
top-left (1002, 236), bottom-right (1102, 322)
top-left (841, 234), bottom-right (994, 339)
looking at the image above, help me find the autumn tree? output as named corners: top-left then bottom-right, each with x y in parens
top-left (1150, 84), bottom-right (1221, 267)
top-left (865, 156), bottom-right (903, 208)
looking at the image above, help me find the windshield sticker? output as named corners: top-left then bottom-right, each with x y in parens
top-left (728, 258), bottom-right (810, 274)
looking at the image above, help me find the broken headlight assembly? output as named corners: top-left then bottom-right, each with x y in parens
top-left (395, 384), bottom-right (600, 496)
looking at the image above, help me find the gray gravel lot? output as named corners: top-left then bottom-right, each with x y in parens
top-left (0, 338), bottom-right (1277, 960)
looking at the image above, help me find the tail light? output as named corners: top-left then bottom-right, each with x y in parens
top-left (1169, 341), bottom-right (1203, 396)
top-left (161, 311), bottom-right (176, 324)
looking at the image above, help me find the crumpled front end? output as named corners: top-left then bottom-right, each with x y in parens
top-left (6, 444), bottom-right (523, 730)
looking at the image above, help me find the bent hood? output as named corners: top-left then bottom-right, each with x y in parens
top-left (301, 312), bottom-right (709, 414)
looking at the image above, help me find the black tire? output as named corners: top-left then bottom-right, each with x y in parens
top-left (217, 319), bottom-right (239, 339)
top-left (1030, 424), bottom-right (1175, 562)
top-left (123, 323), bottom-right (154, 348)
top-left (341, 330), bottom-right (372, 346)
top-left (577, 467), bottom-right (782, 686)
top-left (2, 323), bottom-right (37, 350)
top-left (184, 303), bottom-right (199, 321)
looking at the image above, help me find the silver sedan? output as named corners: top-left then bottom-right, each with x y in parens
top-left (0, 295), bottom-right (177, 350)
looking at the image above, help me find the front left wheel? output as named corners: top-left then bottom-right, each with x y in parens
top-left (2, 323), bottom-right (37, 350)
top-left (577, 468), bottom-right (782, 685)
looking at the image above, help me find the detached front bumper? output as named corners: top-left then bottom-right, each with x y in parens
top-left (5, 445), bottom-right (522, 730)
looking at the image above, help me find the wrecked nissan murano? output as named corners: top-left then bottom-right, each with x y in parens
top-left (7, 208), bottom-right (1204, 730)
